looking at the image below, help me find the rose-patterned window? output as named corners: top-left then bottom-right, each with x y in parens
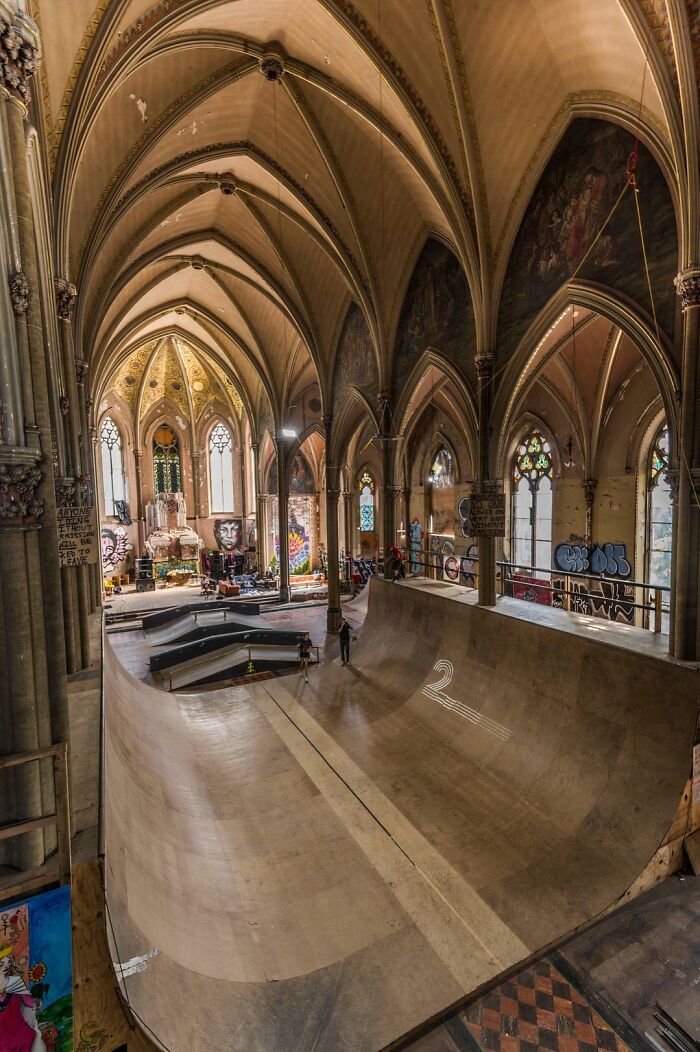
top-left (512, 429), bottom-right (554, 570)
top-left (358, 470), bottom-right (375, 532)
top-left (209, 422), bottom-right (234, 513)
top-left (100, 416), bottom-right (127, 516)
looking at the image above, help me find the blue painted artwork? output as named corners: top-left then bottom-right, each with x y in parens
top-left (0, 884), bottom-right (73, 1051)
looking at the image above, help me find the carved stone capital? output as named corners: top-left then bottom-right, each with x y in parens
top-left (78, 473), bottom-right (93, 507)
top-left (54, 476), bottom-right (76, 508)
top-left (475, 353), bottom-right (495, 380)
top-left (385, 485), bottom-right (404, 502)
top-left (377, 389), bottom-right (392, 409)
top-left (0, 18), bottom-right (39, 106)
top-left (674, 268), bottom-right (700, 311)
top-left (666, 468), bottom-right (680, 506)
top-left (327, 487), bottom-right (341, 504)
top-left (75, 358), bottom-right (88, 385)
top-left (59, 394), bottom-right (69, 416)
top-left (8, 270), bottom-right (29, 315)
top-left (0, 460), bottom-right (43, 520)
top-left (583, 478), bottom-right (597, 504)
top-left (54, 278), bottom-right (77, 321)
top-left (250, 441), bottom-right (259, 454)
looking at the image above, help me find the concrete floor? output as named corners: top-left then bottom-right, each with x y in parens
top-left (98, 578), bottom-right (697, 1051)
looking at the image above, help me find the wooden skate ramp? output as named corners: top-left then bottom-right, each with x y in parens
top-left (103, 579), bottom-right (697, 1051)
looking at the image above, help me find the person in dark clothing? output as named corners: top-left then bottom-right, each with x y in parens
top-left (298, 632), bottom-right (312, 682)
top-left (339, 618), bottom-right (351, 665)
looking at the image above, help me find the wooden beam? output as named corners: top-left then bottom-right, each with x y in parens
top-left (0, 813), bottom-right (57, 842)
top-left (0, 743), bottom-right (64, 770)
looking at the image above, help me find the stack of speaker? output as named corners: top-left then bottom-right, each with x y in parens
top-left (135, 556), bottom-right (156, 592)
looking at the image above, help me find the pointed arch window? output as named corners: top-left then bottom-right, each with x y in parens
top-left (153, 424), bottom-right (181, 494)
top-left (100, 416), bottom-right (127, 516)
top-left (647, 426), bottom-right (671, 628)
top-left (358, 470), bottom-right (375, 532)
top-left (512, 430), bottom-right (554, 569)
top-left (428, 446), bottom-right (454, 488)
top-left (209, 422), bottom-right (235, 513)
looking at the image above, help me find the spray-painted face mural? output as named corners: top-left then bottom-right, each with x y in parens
top-left (214, 518), bottom-right (242, 551)
top-left (101, 526), bottom-right (133, 572)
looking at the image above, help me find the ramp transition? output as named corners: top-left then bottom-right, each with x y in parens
top-left (103, 579), bottom-right (697, 1051)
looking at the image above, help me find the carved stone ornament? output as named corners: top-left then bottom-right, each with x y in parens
top-left (674, 269), bottom-right (700, 311)
top-left (75, 359), bottom-right (88, 385)
top-left (55, 278), bottom-right (77, 321)
top-left (259, 55), bottom-right (285, 81)
top-left (59, 394), bottom-right (69, 416)
top-left (0, 462), bottom-right (44, 520)
top-left (475, 353), bottom-right (495, 380)
top-left (55, 477), bottom-right (76, 508)
top-left (78, 474), bottom-right (93, 508)
top-left (85, 396), bottom-right (94, 411)
top-left (0, 20), bottom-right (38, 105)
top-left (9, 270), bottom-right (29, 316)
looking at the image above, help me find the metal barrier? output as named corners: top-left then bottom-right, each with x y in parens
top-left (407, 550), bottom-right (669, 634)
top-left (164, 642), bottom-right (321, 690)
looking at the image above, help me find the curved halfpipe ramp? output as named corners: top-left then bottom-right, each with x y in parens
top-left (104, 579), bottom-right (697, 1051)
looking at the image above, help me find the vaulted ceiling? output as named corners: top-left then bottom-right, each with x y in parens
top-left (33, 0), bottom-right (699, 434)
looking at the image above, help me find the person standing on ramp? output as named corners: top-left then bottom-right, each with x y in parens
top-left (339, 617), bottom-right (352, 665)
top-left (298, 632), bottom-right (312, 682)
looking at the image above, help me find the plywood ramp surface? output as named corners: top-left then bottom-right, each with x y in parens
top-left (103, 579), bottom-right (697, 1051)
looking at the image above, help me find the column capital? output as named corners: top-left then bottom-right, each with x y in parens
top-left (327, 487), bottom-right (341, 503)
top-left (674, 268), bottom-right (700, 311)
top-left (0, 12), bottom-right (40, 107)
top-left (8, 269), bottom-right (29, 315)
top-left (54, 476), bottom-right (76, 509)
top-left (582, 478), bottom-right (597, 503)
top-left (385, 485), bottom-right (404, 502)
top-left (55, 278), bottom-right (77, 321)
top-left (475, 352), bottom-right (495, 380)
top-left (250, 441), bottom-right (259, 454)
top-left (75, 358), bottom-right (88, 385)
top-left (0, 457), bottom-right (43, 521)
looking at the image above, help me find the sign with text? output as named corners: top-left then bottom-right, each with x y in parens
top-left (468, 483), bottom-right (505, 537)
top-left (58, 506), bottom-right (98, 566)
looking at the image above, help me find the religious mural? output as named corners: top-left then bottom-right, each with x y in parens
top-left (498, 118), bottom-right (678, 363)
top-left (0, 886), bottom-right (73, 1051)
top-left (289, 453), bottom-right (314, 495)
top-left (257, 388), bottom-right (274, 445)
top-left (266, 456), bottom-right (278, 494)
top-left (333, 302), bottom-right (378, 410)
top-left (393, 239), bottom-right (476, 398)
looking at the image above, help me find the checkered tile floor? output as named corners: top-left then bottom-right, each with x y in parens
top-left (460, 961), bottom-right (631, 1052)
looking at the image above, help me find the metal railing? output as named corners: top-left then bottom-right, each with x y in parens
top-left (164, 642), bottom-right (321, 690)
top-left (407, 549), bottom-right (669, 634)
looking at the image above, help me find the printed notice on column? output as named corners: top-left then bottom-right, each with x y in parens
top-left (57, 506), bottom-right (98, 566)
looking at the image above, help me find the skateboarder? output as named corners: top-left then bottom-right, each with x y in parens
top-left (339, 618), bottom-right (352, 665)
top-left (298, 632), bottom-right (312, 682)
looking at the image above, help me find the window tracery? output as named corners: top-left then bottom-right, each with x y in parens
top-left (100, 416), bottom-right (127, 516)
top-left (209, 422), bottom-right (234, 513)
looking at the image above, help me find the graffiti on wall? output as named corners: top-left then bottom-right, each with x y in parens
top-left (553, 541), bottom-right (631, 578)
top-left (498, 118), bottom-right (678, 363)
top-left (409, 519), bottom-right (424, 573)
top-left (553, 576), bottom-right (634, 624)
top-left (0, 885), bottom-right (73, 1052)
top-left (101, 525), bottom-right (133, 572)
top-left (214, 518), bottom-right (242, 551)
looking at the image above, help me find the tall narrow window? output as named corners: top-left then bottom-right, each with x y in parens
top-left (647, 426), bottom-right (672, 629)
top-left (153, 424), bottom-right (181, 493)
top-left (209, 422), bottom-right (234, 513)
top-left (358, 470), bottom-right (375, 532)
top-left (511, 430), bottom-right (554, 569)
top-left (100, 416), bottom-right (127, 516)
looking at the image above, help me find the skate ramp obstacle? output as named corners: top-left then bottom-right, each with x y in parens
top-left (103, 578), bottom-right (697, 1051)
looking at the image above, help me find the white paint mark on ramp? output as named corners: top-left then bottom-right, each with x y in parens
top-left (422, 660), bottom-right (511, 741)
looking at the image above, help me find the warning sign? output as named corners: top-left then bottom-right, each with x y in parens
top-left (468, 483), bottom-right (505, 537)
top-left (57, 506), bottom-right (98, 566)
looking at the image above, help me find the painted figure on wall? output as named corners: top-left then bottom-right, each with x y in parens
top-left (289, 453), bottom-right (314, 495)
top-left (393, 239), bottom-right (476, 397)
top-left (214, 518), bottom-right (242, 551)
top-left (409, 519), bottom-right (424, 574)
top-left (100, 526), bottom-right (133, 572)
top-left (333, 303), bottom-right (378, 409)
top-left (0, 887), bottom-right (73, 1052)
top-left (498, 118), bottom-right (678, 363)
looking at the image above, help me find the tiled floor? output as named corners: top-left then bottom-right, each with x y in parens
top-left (406, 960), bottom-right (633, 1052)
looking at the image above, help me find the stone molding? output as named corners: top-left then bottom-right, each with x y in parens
top-left (8, 269), bottom-right (29, 315)
top-left (0, 460), bottom-right (43, 520)
top-left (674, 269), bottom-right (700, 311)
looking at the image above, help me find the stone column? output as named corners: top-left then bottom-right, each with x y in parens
top-left (239, 448), bottom-right (247, 518)
top-left (475, 353), bottom-right (497, 606)
top-left (342, 489), bottom-right (353, 559)
top-left (133, 448), bottom-right (146, 554)
top-left (403, 486), bottom-right (411, 561)
top-left (275, 436), bottom-right (291, 602)
top-left (257, 493), bottom-right (268, 569)
top-left (309, 492), bottom-right (320, 571)
top-left (671, 268), bottom-right (700, 658)
top-left (583, 479), bottom-right (596, 544)
top-left (55, 280), bottom-right (80, 474)
top-left (378, 391), bottom-right (396, 578)
top-left (326, 480), bottom-right (342, 632)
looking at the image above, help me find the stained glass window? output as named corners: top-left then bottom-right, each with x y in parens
top-left (209, 422), bottom-right (234, 513)
top-left (100, 416), bottom-right (127, 515)
top-left (358, 470), bottom-right (375, 532)
top-left (153, 424), bottom-right (181, 493)
top-left (511, 429), bottom-right (554, 570)
top-left (647, 426), bottom-right (671, 630)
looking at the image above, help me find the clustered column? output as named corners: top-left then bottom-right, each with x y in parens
top-left (275, 435), bottom-right (291, 603)
top-left (475, 352), bottom-right (498, 606)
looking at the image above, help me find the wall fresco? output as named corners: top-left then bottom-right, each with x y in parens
top-left (333, 302), bottom-right (378, 411)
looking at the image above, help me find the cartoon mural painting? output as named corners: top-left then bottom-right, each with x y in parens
top-left (100, 526), bottom-right (133, 573)
top-left (409, 519), bottom-right (424, 574)
top-left (0, 886), bottom-right (73, 1052)
top-left (213, 518), bottom-right (242, 551)
top-left (333, 302), bottom-right (378, 409)
top-left (498, 119), bottom-right (677, 363)
top-left (393, 239), bottom-right (476, 397)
